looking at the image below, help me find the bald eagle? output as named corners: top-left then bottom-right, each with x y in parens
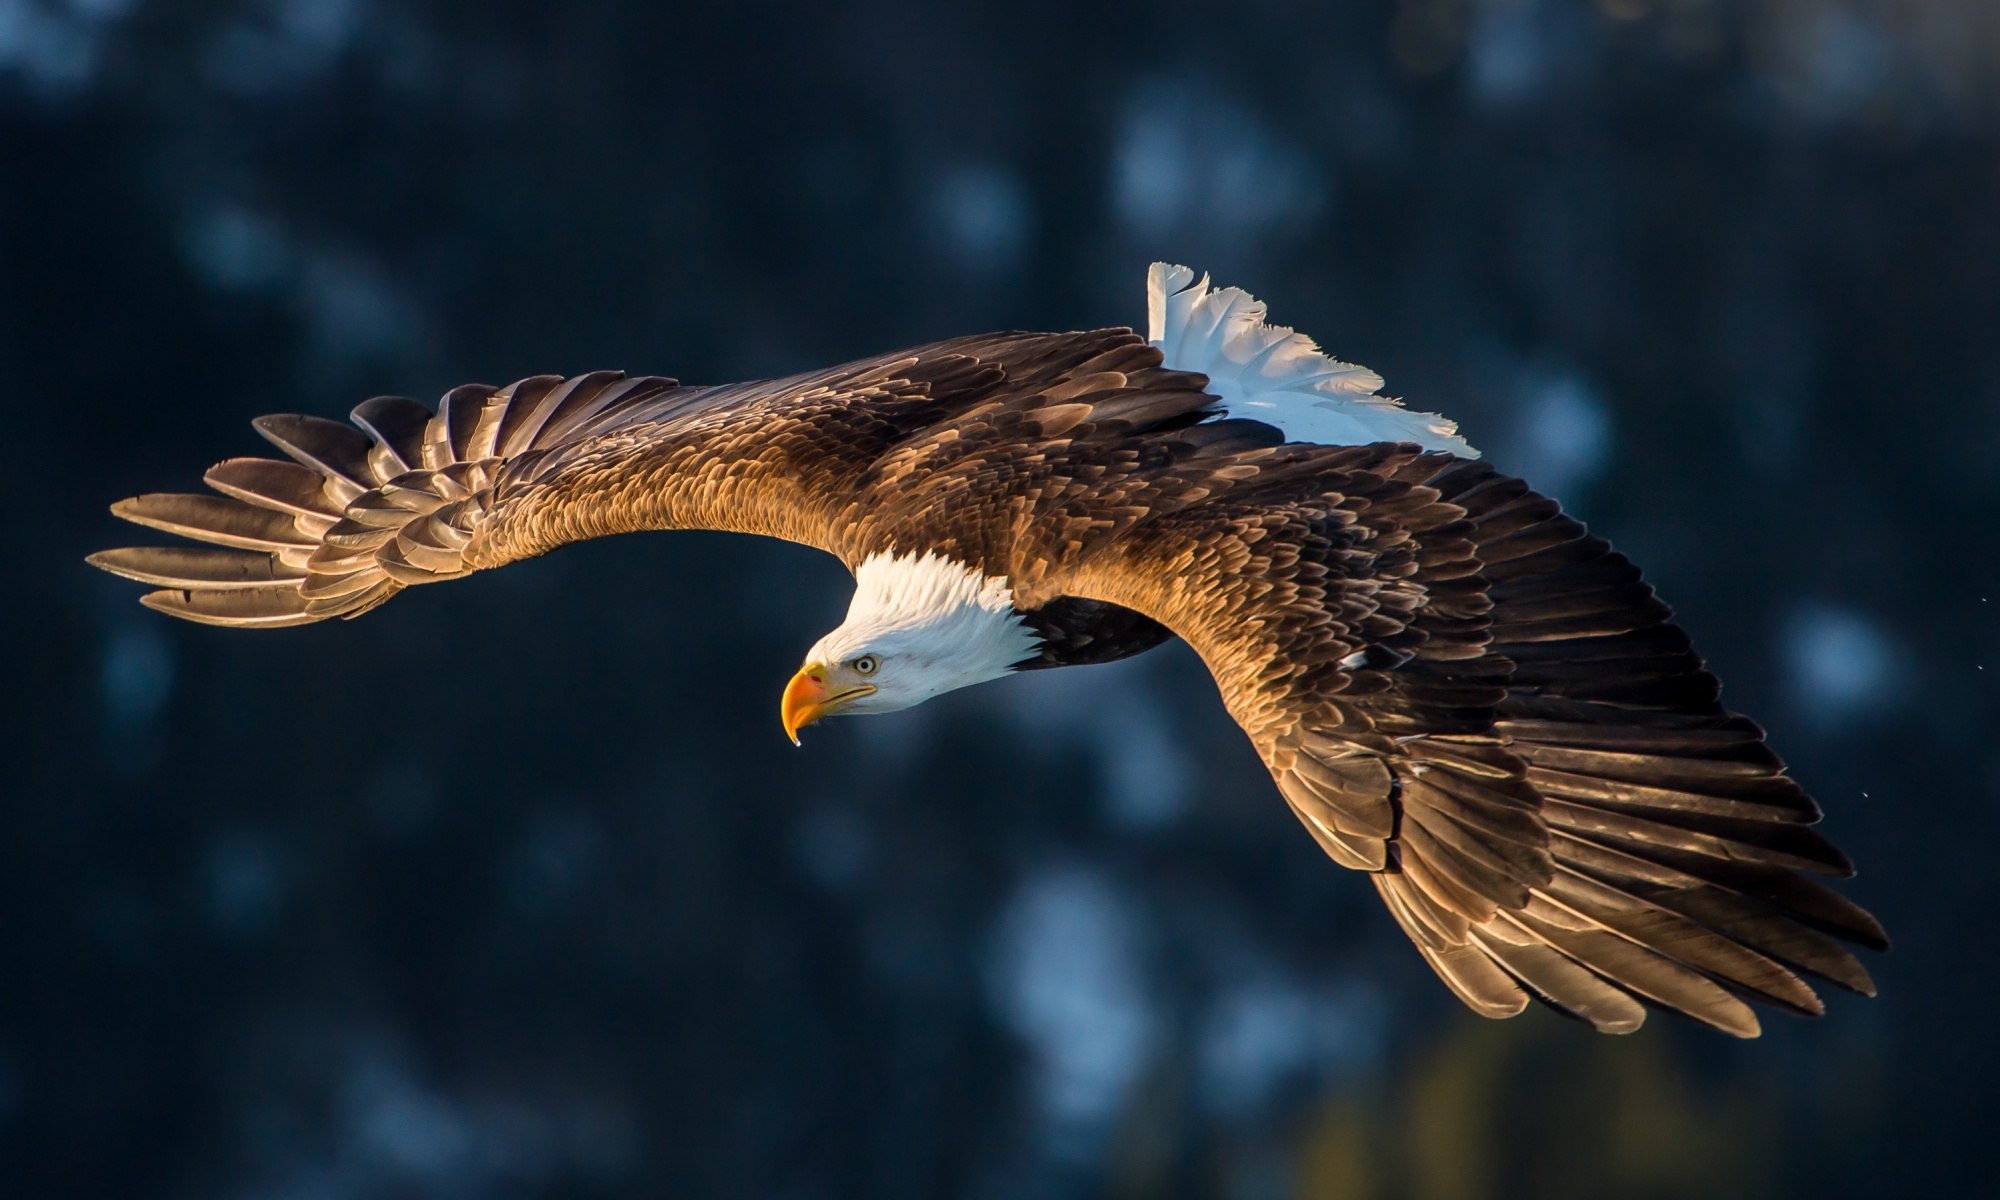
top-left (91, 264), bottom-right (1883, 1037)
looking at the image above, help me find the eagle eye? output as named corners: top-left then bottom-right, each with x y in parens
top-left (852, 655), bottom-right (879, 676)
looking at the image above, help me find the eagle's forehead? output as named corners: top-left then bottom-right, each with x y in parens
top-left (849, 549), bottom-right (1019, 621)
top-left (809, 550), bottom-right (1038, 684)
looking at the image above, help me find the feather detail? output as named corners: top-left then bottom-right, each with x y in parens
top-left (86, 546), bottom-right (306, 591)
top-left (97, 371), bottom-right (686, 627)
top-left (1146, 263), bottom-right (1478, 457)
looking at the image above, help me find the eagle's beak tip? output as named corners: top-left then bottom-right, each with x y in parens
top-left (781, 664), bottom-right (824, 746)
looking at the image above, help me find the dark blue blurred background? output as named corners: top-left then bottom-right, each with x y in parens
top-left (7, 1), bottom-right (1997, 1196)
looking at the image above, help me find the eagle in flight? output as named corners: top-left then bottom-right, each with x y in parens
top-left (92, 264), bottom-right (1884, 1037)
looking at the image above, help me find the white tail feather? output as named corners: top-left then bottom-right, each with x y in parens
top-left (1146, 263), bottom-right (1477, 457)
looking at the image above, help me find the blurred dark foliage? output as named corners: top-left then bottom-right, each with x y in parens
top-left (4, 1), bottom-right (1997, 1197)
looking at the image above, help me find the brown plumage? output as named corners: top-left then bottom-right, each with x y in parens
top-left (92, 302), bottom-right (1884, 1038)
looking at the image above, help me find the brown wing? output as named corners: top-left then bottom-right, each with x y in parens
top-left (90, 329), bottom-right (1207, 626)
top-left (1048, 442), bottom-right (1884, 1037)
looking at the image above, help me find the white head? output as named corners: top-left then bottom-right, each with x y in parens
top-left (781, 551), bottom-right (1041, 743)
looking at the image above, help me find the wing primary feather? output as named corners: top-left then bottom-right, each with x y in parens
top-left (202, 458), bottom-right (344, 520)
top-left (251, 414), bottom-right (375, 500)
top-left (491, 375), bottom-right (569, 456)
top-left (111, 494), bottom-right (316, 552)
top-left (1469, 930), bottom-right (1649, 1034)
top-left (87, 547), bottom-right (306, 590)
top-left (350, 396), bottom-right (434, 477)
top-left (138, 587), bottom-right (319, 628)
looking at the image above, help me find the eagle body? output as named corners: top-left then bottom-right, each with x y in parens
top-left (92, 265), bottom-right (1885, 1037)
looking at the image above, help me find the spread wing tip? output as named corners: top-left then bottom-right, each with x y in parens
top-left (93, 371), bottom-right (696, 629)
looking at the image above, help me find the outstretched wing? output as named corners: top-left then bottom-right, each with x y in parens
top-left (1050, 442), bottom-right (1884, 1037)
top-left (90, 329), bottom-right (1194, 626)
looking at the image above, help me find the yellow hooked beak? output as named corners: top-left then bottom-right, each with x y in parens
top-left (781, 664), bottom-right (876, 745)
